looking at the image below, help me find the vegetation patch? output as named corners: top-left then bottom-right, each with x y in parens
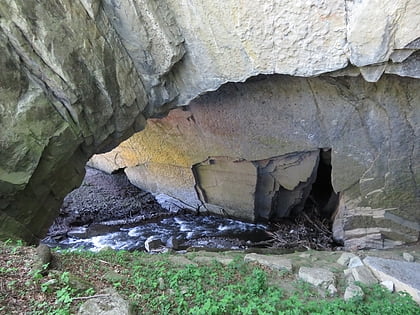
top-left (0, 241), bottom-right (419, 314)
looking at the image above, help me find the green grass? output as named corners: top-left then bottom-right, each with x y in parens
top-left (65, 249), bottom-right (419, 315)
top-left (0, 241), bottom-right (419, 314)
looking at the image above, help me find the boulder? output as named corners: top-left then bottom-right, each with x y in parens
top-left (144, 236), bottom-right (163, 252)
top-left (363, 256), bottom-right (420, 303)
top-left (403, 252), bottom-right (415, 262)
top-left (337, 253), bottom-right (357, 266)
top-left (78, 288), bottom-right (134, 315)
top-left (381, 280), bottom-right (394, 292)
top-left (350, 266), bottom-right (378, 285)
top-left (348, 256), bottom-right (364, 268)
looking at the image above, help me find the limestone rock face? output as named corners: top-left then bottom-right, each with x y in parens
top-left (0, 0), bottom-right (419, 244)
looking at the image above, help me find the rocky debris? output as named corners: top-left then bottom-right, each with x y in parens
top-left (244, 253), bottom-right (293, 272)
top-left (344, 284), bottom-right (364, 301)
top-left (350, 266), bottom-right (378, 286)
top-left (298, 267), bottom-right (335, 289)
top-left (263, 205), bottom-right (335, 250)
top-left (381, 280), bottom-right (395, 292)
top-left (144, 236), bottom-right (163, 252)
top-left (78, 288), bottom-right (135, 315)
top-left (337, 253), bottom-right (357, 266)
top-left (363, 256), bottom-right (420, 304)
top-left (403, 252), bottom-right (415, 262)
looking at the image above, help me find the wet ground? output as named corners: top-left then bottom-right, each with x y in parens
top-left (43, 167), bottom-right (270, 251)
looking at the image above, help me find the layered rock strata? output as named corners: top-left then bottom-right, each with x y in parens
top-left (0, 0), bottom-right (419, 246)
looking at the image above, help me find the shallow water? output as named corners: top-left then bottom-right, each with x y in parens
top-left (43, 167), bottom-right (269, 252)
top-left (44, 214), bottom-right (268, 252)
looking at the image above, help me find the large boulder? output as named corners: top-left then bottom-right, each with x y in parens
top-left (0, 0), bottom-right (419, 245)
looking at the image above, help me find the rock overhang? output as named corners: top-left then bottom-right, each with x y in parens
top-left (0, 0), bottom-right (418, 247)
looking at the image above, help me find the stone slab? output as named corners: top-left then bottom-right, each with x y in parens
top-left (244, 253), bottom-right (292, 272)
top-left (363, 256), bottom-right (420, 303)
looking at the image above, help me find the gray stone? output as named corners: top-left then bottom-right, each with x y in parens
top-left (33, 244), bottom-right (52, 275)
top-left (337, 253), bottom-right (357, 266)
top-left (244, 253), bottom-right (292, 272)
top-left (144, 236), bottom-right (163, 252)
top-left (344, 284), bottom-right (364, 301)
top-left (36, 244), bottom-right (52, 266)
top-left (298, 267), bottom-right (335, 289)
top-left (165, 236), bottom-right (181, 250)
top-left (351, 266), bottom-right (378, 285)
top-left (78, 288), bottom-right (134, 315)
top-left (363, 256), bottom-right (420, 303)
top-left (327, 284), bottom-right (338, 296)
top-left (348, 256), bottom-right (364, 268)
top-left (403, 252), bottom-right (415, 262)
top-left (381, 280), bottom-right (394, 292)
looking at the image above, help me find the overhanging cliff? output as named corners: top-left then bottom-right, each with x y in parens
top-left (0, 0), bottom-right (419, 248)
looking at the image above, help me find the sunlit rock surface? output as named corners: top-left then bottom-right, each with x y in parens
top-left (0, 0), bottom-right (419, 246)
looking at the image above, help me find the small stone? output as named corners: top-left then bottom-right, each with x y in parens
top-left (351, 266), bottom-right (378, 285)
top-left (344, 284), bottom-right (364, 301)
top-left (327, 284), bottom-right (338, 296)
top-left (337, 253), bottom-right (357, 266)
top-left (144, 236), bottom-right (163, 252)
top-left (403, 252), bottom-right (414, 262)
top-left (298, 267), bottom-right (335, 289)
top-left (165, 236), bottom-right (181, 250)
top-left (33, 244), bottom-right (52, 275)
top-left (348, 256), bottom-right (364, 268)
top-left (36, 244), bottom-right (52, 266)
top-left (158, 277), bottom-right (165, 290)
top-left (381, 280), bottom-right (394, 292)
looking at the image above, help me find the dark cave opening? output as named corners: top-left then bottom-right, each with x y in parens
top-left (260, 149), bottom-right (340, 250)
top-left (307, 149), bottom-right (339, 220)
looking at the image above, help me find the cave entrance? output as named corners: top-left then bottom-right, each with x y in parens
top-left (44, 148), bottom-right (339, 251)
top-left (192, 149), bottom-right (339, 249)
top-left (262, 149), bottom-right (339, 249)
